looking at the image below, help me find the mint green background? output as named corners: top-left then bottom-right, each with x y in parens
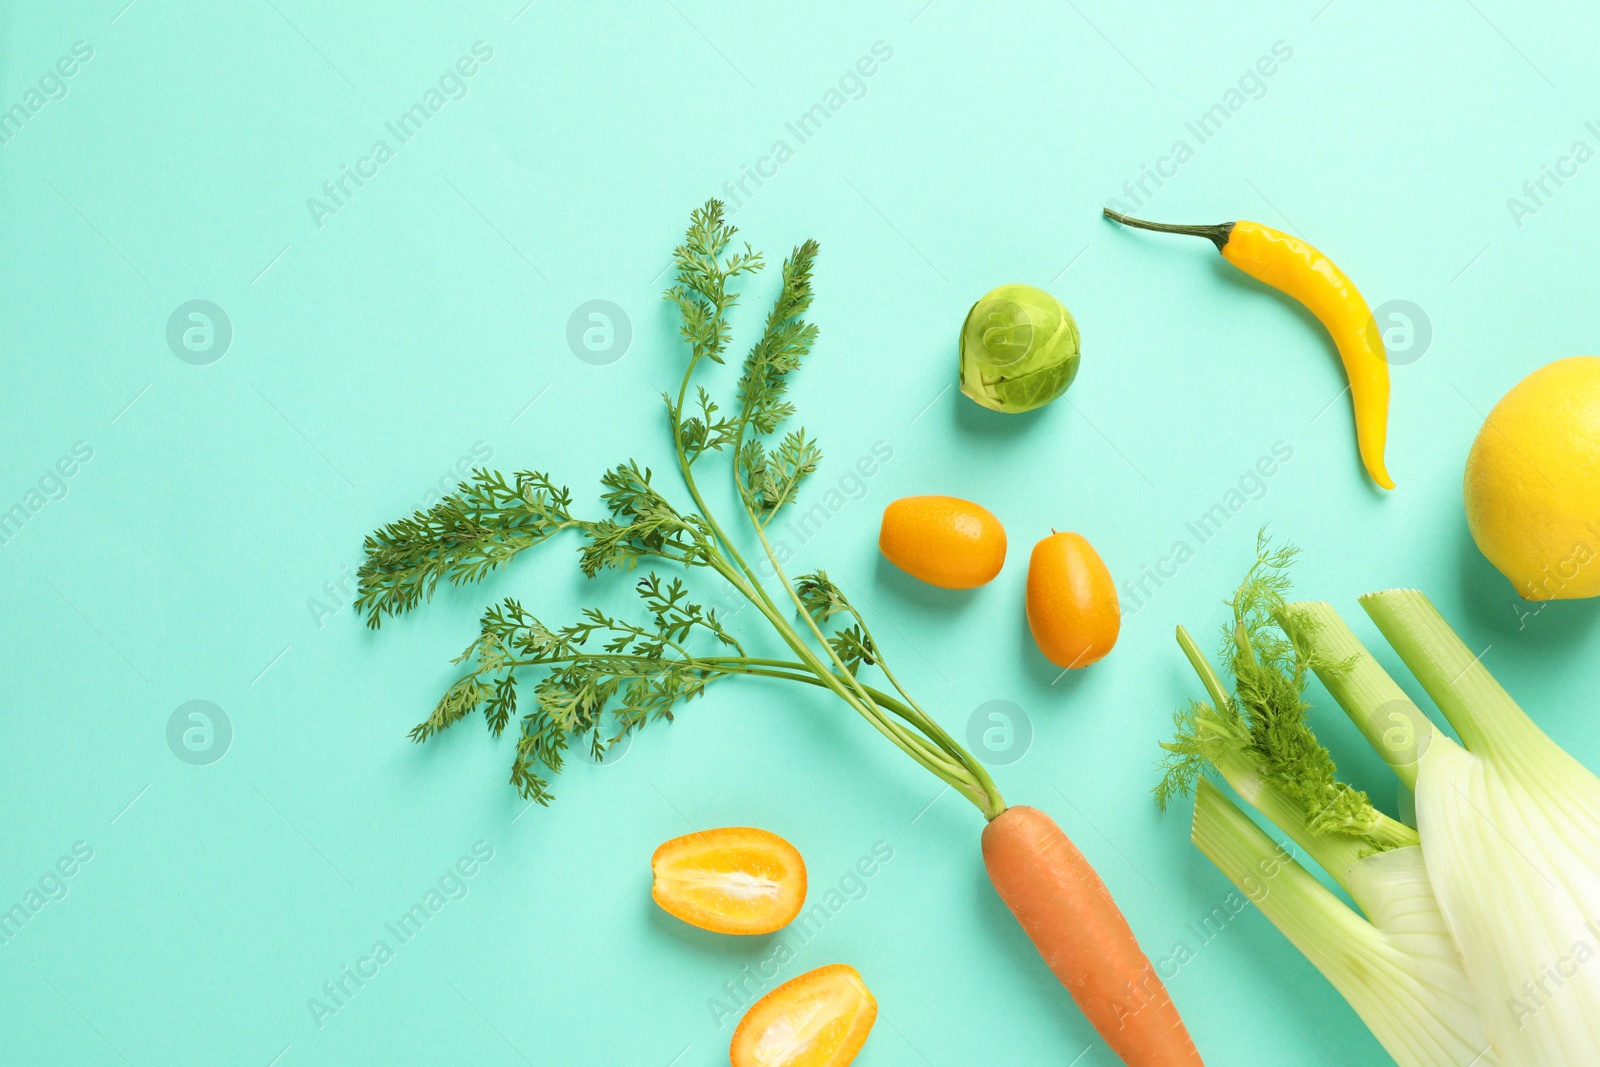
top-left (5, 1), bottom-right (1599, 1064)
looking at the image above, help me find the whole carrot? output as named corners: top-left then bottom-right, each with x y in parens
top-left (984, 806), bottom-right (1204, 1066)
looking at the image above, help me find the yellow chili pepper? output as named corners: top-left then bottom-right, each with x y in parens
top-left (1103, 208), bottom-right (1394, 491)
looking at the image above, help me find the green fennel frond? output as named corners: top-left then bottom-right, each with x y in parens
top-left (1160, 531), bottom-right (1390, 846)
top-left (1155, 699), bottom-right (1239, 812)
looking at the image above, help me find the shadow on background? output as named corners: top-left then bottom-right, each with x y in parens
top-left (1209, 253), bottom-right (1332, 362)
top-left (950, 385), bottom-right (1060, 442)
top-left (871, 552), bottom-right (987, 622)
top-left (645, 890), bottom-right (778, 967)
top-left (1016, 603), bottom-right (1095, 697)
top-left (1209, 256), bottom-right (1389, 501)
top-left (1454, 518), bottom-right (1600, 648)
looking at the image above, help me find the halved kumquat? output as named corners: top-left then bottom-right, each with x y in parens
top-left (651, 826), bottom-right (806, 935)
top-left (730, 963), bottom-right (877, 1067)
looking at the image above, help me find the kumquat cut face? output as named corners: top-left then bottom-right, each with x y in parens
top-left (650, 826), bottom-right (807, 935)
top-left (730, 964), bottom-right (878, 1067)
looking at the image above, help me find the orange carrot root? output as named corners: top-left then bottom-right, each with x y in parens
top-left (982, 806), bottom-right (1204, 1066)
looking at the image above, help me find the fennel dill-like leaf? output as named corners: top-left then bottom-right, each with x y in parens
top-left (1159, 531), bottom-right (1397, 849)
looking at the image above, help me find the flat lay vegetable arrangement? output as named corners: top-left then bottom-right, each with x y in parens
top-left (360, 203), bottom-right (1192, 1065)
top-left (358, 199), bottom-right (1600, 1064)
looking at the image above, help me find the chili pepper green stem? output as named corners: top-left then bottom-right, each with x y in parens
top-left (1102, 207), bottom-right (1234, 251)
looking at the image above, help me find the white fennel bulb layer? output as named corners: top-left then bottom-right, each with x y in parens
top-left (1192, 779), bottom-right (1496, 1067)
top-left (1416, 735), bottom-right (1600, 1063)
top-left (1364, 589), bottom-right (1600, 1066)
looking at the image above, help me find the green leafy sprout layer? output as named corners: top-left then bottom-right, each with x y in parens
top-left (355, 202), bottom-right (1004, 817)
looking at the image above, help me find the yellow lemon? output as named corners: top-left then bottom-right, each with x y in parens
top-left (1465, 356), bottom-right (1600, 599)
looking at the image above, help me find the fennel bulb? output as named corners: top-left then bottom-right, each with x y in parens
top-left (1163, 537), bottom-right (1600, 1066)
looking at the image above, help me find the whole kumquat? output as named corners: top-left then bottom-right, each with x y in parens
top-left (1025, 531), bottom-right (1120, 668)
top-left (878, 495), bottom-right (1006, 589)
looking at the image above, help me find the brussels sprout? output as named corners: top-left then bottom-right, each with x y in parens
top-left (958, 284), bottom-right (1080, 413)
